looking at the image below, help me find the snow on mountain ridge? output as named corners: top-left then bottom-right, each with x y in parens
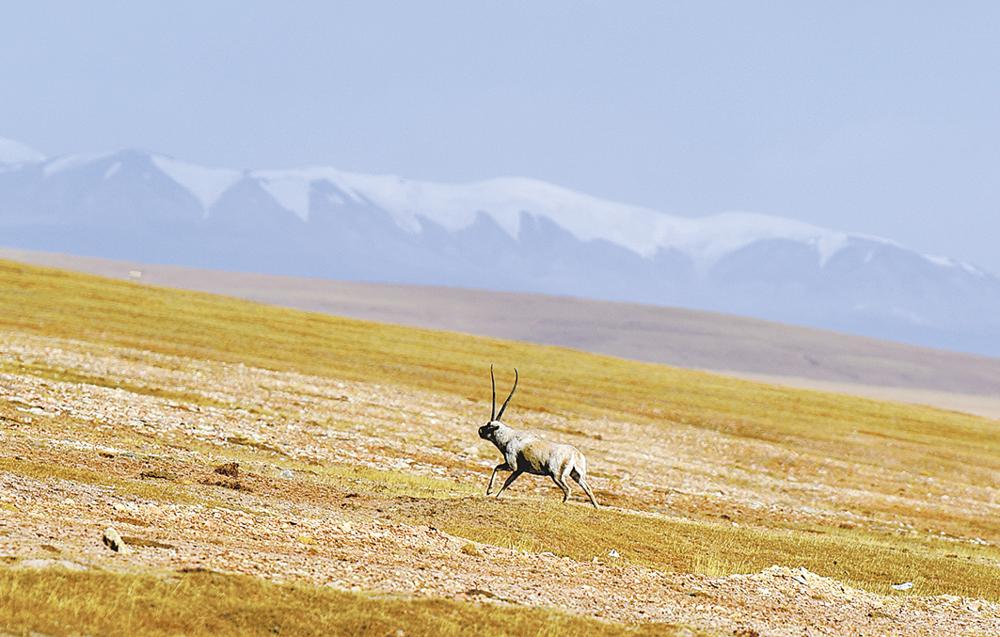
top-left (247, 167), bottom-right (861, 267)
top-left (251, 166), bottom-right (365, 221)
top-left (260, 169), bottom-right (865, 267)
top-left (0, 137), bottom-right (45, 164)
top-left (43, 152), bottom-right (112, 176)
top-left (151, 155), bottom-right (243, 213)
top-left (5, 144), bottom-right (983, 274)
top-left (0, 141), bottom-right (888, 267)
top-left (924, 254), bottom-right (987, 278)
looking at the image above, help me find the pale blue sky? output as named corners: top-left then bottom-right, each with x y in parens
top-left (3, 1), bottom-right (999, 271)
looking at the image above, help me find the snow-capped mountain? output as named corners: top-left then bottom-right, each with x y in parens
top-left (2, 137), bottom-right (999, 356)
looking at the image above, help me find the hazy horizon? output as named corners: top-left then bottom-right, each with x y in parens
top-left (4, 1), bottom-right (1000, 271)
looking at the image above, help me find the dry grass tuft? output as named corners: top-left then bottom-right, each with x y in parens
top-left (0, 568), bottom-right (702, 637)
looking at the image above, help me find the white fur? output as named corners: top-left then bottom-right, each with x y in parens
top-left (480, 421), bottom-right (599, 508)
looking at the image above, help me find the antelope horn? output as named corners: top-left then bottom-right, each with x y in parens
top-left (490, 364), bottom-right (497, 421)
top-left (496, 368), bottom-right (518, 420)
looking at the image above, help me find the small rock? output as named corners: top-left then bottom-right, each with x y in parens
top-left (460, 543), bottom-right (481, 557)
top-left (340, 521), bottom-right (353, 533)
top-left (279, 469), bottom-right (295, 479)
top-left (202, 476), bottom-right (243, 490)
top-left (214, 462), bottom-right (239, 478)
top-left (15, 558), bottom-right (88, 571)
top-left (102, 527), bottom-right (129, 553)
top-left (465, 588), bottom-right (497, 599)
top-left (891, 581), bottom-right (913, 591)
top-left (139, 470), bottom-right (176, 481)
top-left (608, 549), bottom-right (620, 559)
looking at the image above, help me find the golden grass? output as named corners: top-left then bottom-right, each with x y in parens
top-left (7, 417), bottom-right (995, 603)
top-left (319, 463), bottom-right (478, 499)
top-left (1, 258), bottom-right (999, 616)
top-left (386, 496), bottom-right (1000, 600)
top-left (0, 568), bottom-right (702, 637)
top-left (3, 260), bottom-right (997, 525)
top-left (1, 259), bottom-right (996, 463)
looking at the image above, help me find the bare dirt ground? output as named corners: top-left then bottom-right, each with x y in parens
top-left (1, 331), bottom-right (997, 636)
top-left (5, 247), bottom-right (1000, 420)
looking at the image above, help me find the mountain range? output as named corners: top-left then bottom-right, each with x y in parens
top-left (2, 137), bottom-right (999, 356)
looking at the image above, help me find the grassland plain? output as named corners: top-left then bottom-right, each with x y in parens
top-left (0, 258), bottom-right (998, 636)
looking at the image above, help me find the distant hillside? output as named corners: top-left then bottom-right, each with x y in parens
top-left (5, 248), bottom-right (1000, 418)
top-left (2, 138), bottom-right (1000, 355)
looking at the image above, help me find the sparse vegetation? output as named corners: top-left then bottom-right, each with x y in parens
top-left (0, 259), bottom-right (998, 635)
top-left (0, 568), bottom-right (698, 637)
top-left (390, 497), bottom-right (1000, 600)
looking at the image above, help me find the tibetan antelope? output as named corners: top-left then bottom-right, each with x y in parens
top-left (478, 366), bottom-right (599, 508)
